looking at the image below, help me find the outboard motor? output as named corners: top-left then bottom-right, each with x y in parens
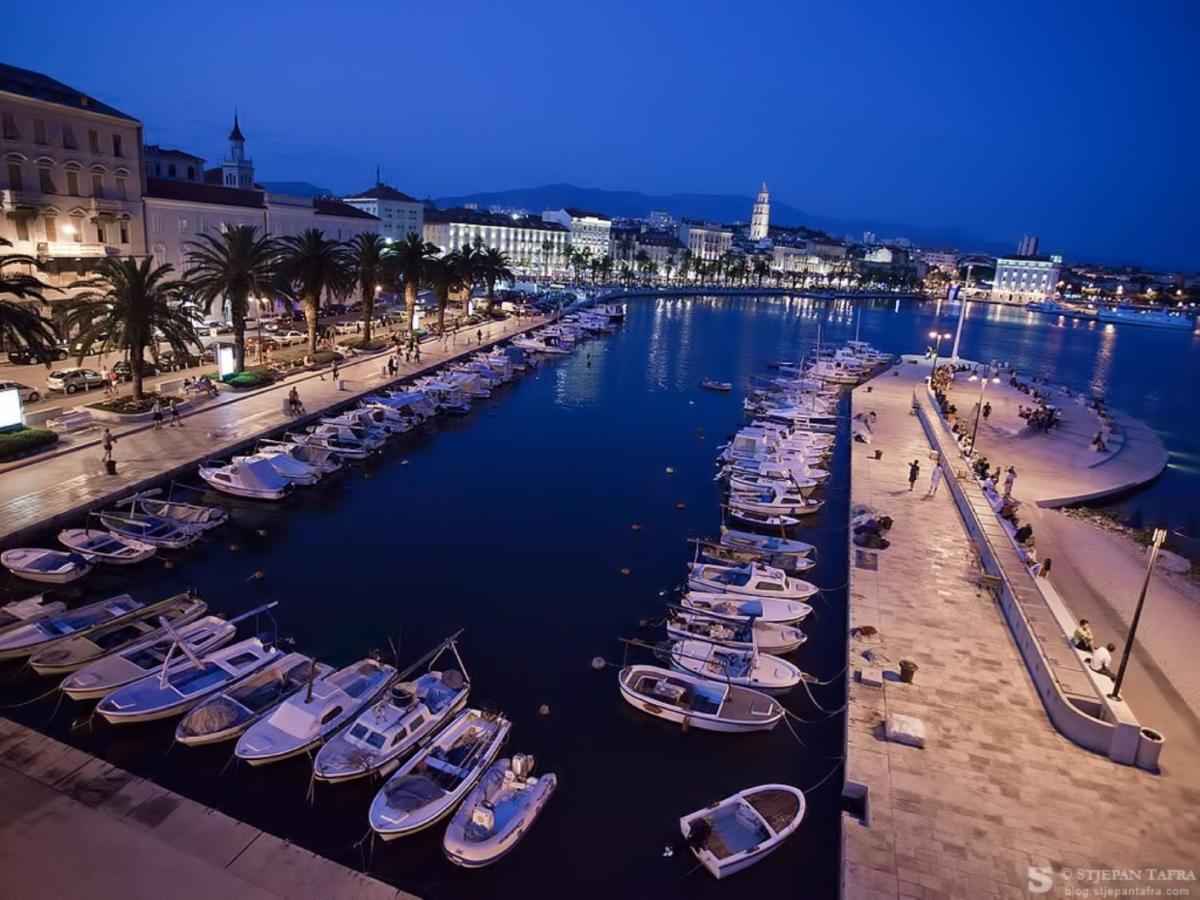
top-left (512, 753), bottom-right (535, 778)
top-left (390, 682), bottom-right (416, 708)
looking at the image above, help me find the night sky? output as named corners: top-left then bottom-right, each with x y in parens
top-left (8, 0), bottom-right (1199, 269)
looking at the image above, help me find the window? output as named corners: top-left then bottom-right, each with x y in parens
top-left (115, 176), bottom-right (126, 200)
top-left (88, 129), bottom-right (100, 153)
top-left (66, 170), bottom-right (79, 196)
top-left (43, 216), bottom-right (57, 242)
top-left (112, 134), bottom-right (123, 157)
top-left (409, 715), bottom-right (425, 730)
top-left (6, 163), bottom-right (21, 191)
top-left (319, 706), bottom-right (343, 726)
top-left (62, 125), bottom-right (77, 149)
top-left (95, 221), bottom-right (106, 244)
top-left (38, 167), bottom-right (55, 193)
top-left (70, 215), bottom-right (84, 242)
top-left (167, 163), bottom-right (176, 178)
top-left (1, 112), bottom-right (18, 139)
top-left (14, 218), bottom-right (29, 241)
top-left (186, 165), bottom-right (195, 180)
top-left (33, 118), bottom-right (47, 145)
top-left (119, 221), bottom-right (129, 244)
top-left (179, 217), bottom-right (188, 233)
top-left (92, 174), bottom-right (103, 197)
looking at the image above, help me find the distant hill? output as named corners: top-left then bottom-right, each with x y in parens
top-left (258, 181), bottom-right (333, 198)
top-left (434, 182), bottom-right (1008, 254)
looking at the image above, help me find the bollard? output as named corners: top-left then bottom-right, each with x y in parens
top-left (873, 449), bottom-right (883, 460)
top-left (899, 660), bottom-right (918, 683)
top-left (105, 459), bottom-right (117, 475)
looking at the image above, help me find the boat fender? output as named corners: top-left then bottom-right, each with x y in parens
top-left (163, 560), bottom-right (175, 570)
top-left (665, 466), bottom-right (675, 475)
top-left (620, 568), bottom-right (631, 576)
top-left (631, 523), bottom-right (642, 531)
top-left (256, 529), bottom-right (268, 536)
top-left (591, 657), bottom-right (606, 670)
top-left (229, 544), bottom-right (240, 552)
top-left (538, 704), bottom-right (551, 716)
top-left (675, 503), bottom-right (686, 510)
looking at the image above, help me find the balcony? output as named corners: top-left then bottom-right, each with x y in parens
top-left (1, 189), bottom-right (44, 213)
top-left (37, 241), bottom-right (120, 259)
top-left (88, 197), bottom-right (129, 217)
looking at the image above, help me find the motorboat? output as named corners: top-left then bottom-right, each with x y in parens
top-left (443, 371), bottom-right (491, 399)
top-left (2, 548), bottom-right (93, 584)
top-left (592, 302), bottom-right (626, 322)
top-left (60, 615), bottom-right (236, 700)
top-left (697, 542), bottom-right (815, 576)
top-left (443, 754), bottom-right (557, 868)
top-left (687, 562), bottom-right (818, 602)
top-left (175, 654), bottom-right (332, 747)
top-left (369, 390), bottom-right (436, 419)
top-left (355, 404), bottom-right (418, 435)
top-left (669, 640), bottom-right (802, 693)
top-left (1096, 305), bottom-right (1196, 330)
top-left (721, 457), bottom-right (830, 486)
top-left (199, 458), bottom-right (291, 500)
top-left (0, 595), bottom-right (66, 634)
top-left (257, 439), bottom-right (343, 476)
top-left (369, 708), bottom-right (512, 840)
top-left (287, 429), bottom-right (370, 461)
top-left (234, 450), bottom-right (322, 486)
top-left (98, 511), bottom-right (201, 549)
top-left (666, 608), bottom-right (807, 655)
top-left (680, 784), bottom-right (806, 879)
top-left (726, 506), bottom-right (801, 531)
top-left (718, 528), bottom-right (814, 558)
top-left (681, 592), bottom-right (813, 625)
top-left (416, 381), bottom-right (473, 414)
top-left (311, 421), bottom-right (386, 451)
top-left (319, 413), bottom-right (390, 446)
top-left (701, 379), bottom-right (733, 392)
top-left (617, 665), bottom-right (782, 733)
top-left (131, 497), bottom-right (228, 531)
top-left (315, 636), bottom-right (471, 783)
top-left (728, 486), bottom-right (825, 518)
top-left (727, 471), bottom-right (818, 498)
top-left (30, 591), bottom-right (206, 676)
top-left (0, 593), bottom-right (143, 660)
top-left (57, 529), bottom-right (157, 565)
top-left (96, 637), bottom-right (281, 724)
top-left (512, 335), bottom-right (568, 356)
top-left (235, 657), bottom-right (396, 765)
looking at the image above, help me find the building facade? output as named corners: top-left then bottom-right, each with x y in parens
top-left (144, 178), bottom-right (266, 273)
top-left (342, 181), bottom-right (424, 240)
top-left (144, 145), bottom-right (205, 182)
top-left (425, 208), bottom-right (568, 273)
top-left (1017, 233), bottom-right (1039, 257)
top-left (0, 62), bottom-right (145, 308)
top-left (678, 220), bottom-right (733, 261)
top-left (542, 207), bottom-right (611, 260)
top-left (993, 254), bottom-right (1062, 301)
top-left (918, 249), bottom-right (959, 271)
top-left (749, 181), bottom-right (770, 241)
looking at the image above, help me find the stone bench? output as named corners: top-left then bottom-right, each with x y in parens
top-left (46, 409), bottom-right (95, 433)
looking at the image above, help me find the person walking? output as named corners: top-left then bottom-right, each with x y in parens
top-left (908, 459), bottom-right (920, 491)
top-left (151, 399), bottom-right (164, 430)
top-left (476, 328), bottom-right (483, 346)
top-left (101, 428), bottom-right (115, 463)
top-left (109, 369), bottom-right (120, 395)
top-left (926, 465), bottom-right (943, 497)
top-left (1003, 466), bottom-right (1016, 498)
top-left (331, 359), bottom-right (340, 383)
top-left (169, 399), bottom-right (183, 427)
top-left (982, 401), bottom-right (992, 422)
top-left (288, 386), bottom-right (303, 416)
top-left (101, 367), bottom-right (111, 396)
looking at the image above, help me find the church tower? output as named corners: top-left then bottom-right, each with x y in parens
top-left (749, 181), bottom-right (770, 241)
top-left (221, 112), bottom-right (255, 189)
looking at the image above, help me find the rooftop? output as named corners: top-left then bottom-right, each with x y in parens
top-left (144, 177), bottom-right (264, 209)
top-left (426, 207), bottom-right (568, 231)
top-left (344, 183), bottom-right (420, 203)
top-left (0, 62), bottom-right (137, 122)
top-left (314, 198), bottom-right (379, 221)
top-left (563, 207), bottom-right (611, 221)
top-left (144, 145), bottom-right (206, 162)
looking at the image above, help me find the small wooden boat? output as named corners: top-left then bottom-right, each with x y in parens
top-left (443, 754), bottom-right (557, 868)
top-left (98, 511), bottom-right (200, 549)
top-left (728, 487), bottom-right (825, 519)
top-left (235, 658), bottom-right (396, 765)
top-left (681, 784), bottom-right (806, 878)
top-left (199, 458), bottom-right (291, 500)
top-left (0, 593), bottom-right (143, 660)
top-left (133, 497), bottom-right (228, 531)
top-left (96, 637), bottom-right (281, 724)
top-left (30, 592), bottom-right (206, 676)
top-left (369, 709), bottom-right (511, 840)
top-left (618, 665), bottom-right (783, 733)
top-left (669, 640), bottom-right (802, 693)
top-left (2, 548), bottom-right (93, 584)
top-left (0, 595), bottom-right (66, 634)
top-left (175, 654), bottom-right (332, 747)
top-left (726, 506), bottom-right (800, 531)
top-left (58, 529), bottom-right (157, 565)
top-left (697, 543), bottom-right (815, 576)
top-left (681, 592), bottom-right (812, 625)
top-left (666, 608), bottom-right (807, 654)
top-left (718, 528), bottom-right (814, 558)
top-left (687, 562), bottom-right (818, 602)
top-left (60, 615), bottom-right (235, 699)
top-left (701, 378), bottom-right (733, 392)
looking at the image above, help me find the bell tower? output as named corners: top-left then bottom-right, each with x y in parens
top-left (750, 181), bottom-right (770, 241)
top-left (221, 111), bottom-right (255, 189)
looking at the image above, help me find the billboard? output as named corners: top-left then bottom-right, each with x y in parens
top-left (0, 388), bottom-right (22, 430)
top-left (217, 345), bottom-right (236, 378)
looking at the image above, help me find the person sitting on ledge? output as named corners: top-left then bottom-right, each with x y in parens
top-left (1073, 619), bottom-right (1096, 652)
top-left (1089, 642), bottom-right (1117, 679)
top-left (1091, 431), bottom-right (1108, 452)
top-left (1014, 523), bottom-right (1033, 546)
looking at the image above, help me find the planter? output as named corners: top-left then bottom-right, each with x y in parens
top-left (88, 400), bottom-right (192, 424)
top-left (1136, 726), bottom-right (1165, 771)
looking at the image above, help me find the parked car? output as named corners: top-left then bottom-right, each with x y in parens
top-left (324, 303), bottom-right (349, 315)
top-left (46, 368), bottom-right (105, 394)
top-left (246, 336), bottom-right (280, 351)
top-left (111, 359), bottom-right (160, 382)
top-left (206, 322), bottom-right (234, 337)
top-left (157, 350), bottom-right (205, 371)
top-left (275, 330), bottom-right (306, 346)
top-left (5, 345), bottom-right (68, 366)
top-left (0, 380), bottom-right (40, 403)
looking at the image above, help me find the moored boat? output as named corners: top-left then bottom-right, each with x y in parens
top-left (617, 664), bottom-right (783, 732)
top-left (0, 593), bottom-right (143, 660)
top-left (680, 784), bottom-right (806, 878)
top-left (687, 562), bottom-right (818, 602)
top-left (57, 529), bottom-right (157, 565)
top-left (669, 640), bottom-right (802, 693)
top-left (1, 548), bottom-right (93, 584)
top-left (681, 592), bottom-right (813, 625)
top-left (443, 754), bottom-right (557, 868)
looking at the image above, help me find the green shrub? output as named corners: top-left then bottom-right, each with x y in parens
top-left (339, 337), bottom-right (388, 351)
top-left (87, 392), bottom-right (182, 414)
top-left (0, 427), bottom-right (59, 460)
top-left (221, 367), bottom-right (276, 389)
top-left (311, 350), bottom-right (344, 365)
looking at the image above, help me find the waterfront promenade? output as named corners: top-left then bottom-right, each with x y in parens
top-left (843, 364), bottom-right (1200, 899)
top-left (0, 315), bottom-right (541, 547)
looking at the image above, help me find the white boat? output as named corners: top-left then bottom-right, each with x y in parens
top-left (315, 636), bottom-right (471, 783)
top-left (0, 593), bottom-right (143, 660)
top-left (718, 528), bottom-right (815, 558)
top-left (617, 665), bottom-right (782, 733)
top-left (0, 595), bottom-right (66, 634)
top-left (132, 497), bottom-right (228, 531)
top-left (2, 548), bottom-right (93, 584)
top-left (727, 471), bottom-right (818, 498)
top-left (98, 511), bottom-right (201, 549)
top-left (57, 529), bottom-right (157, 565)
top-left (666, 608), bottom-right (807, 655)
top-left (317, 415), bottom-right (390, 447)
top-left (696, 542), bottom-right (815, 577)
top-left (726, 506), bottom-right (801, 531)
top-left (680, 784), bottom-right (806, 879)
top-left (175, 653), bottom-right (332, 747)
top-left (234, 450), bottom-right (322, 486)
top-left (257, 439), bottom-right (343, 475)
top-left (1097, 306), bottom-right (1195, 330)
top-left (369, 709), bottom-right (512, 840)
top-left (512, 335), bottom-right (568, 356)
top-left (443, 754), bottom-right (557, 868)
top-left (681, 592), bottom-right (813, 625)
top-left (669, 640), bottom-right (802, 693)
top-left (416, 381), bottom-right (472, 414)
top-left (287, 429), bottom-right (370, 460)
top-left (701, 378), bottom-right (733, 392)
top-left (687, 562), bottom-right (817, 602)
top-left (235, 657), bottom-right (396, 765)
top-left (30, 592), bottom-right (206, 676)
top-left (199, 458), bottom-right (291, 500)
top-left (96, 637), bottom-right (281, 724)
top-left (728, 486), bottom-right (825, 518)
top-left (60, 615), bottom-right (235, 700)
top-left (356, 404), bottom-right (418, 435)
top-left (368, 390), bottom-right (436, 419)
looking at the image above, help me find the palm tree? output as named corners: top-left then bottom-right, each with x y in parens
top-left (348, 233), bottom-right (391, 345)
top-left (447, 242), bottom-right (482, 321)
top-left (663, 253), bottom-right (676, 285)
top-left (617, 235), bottom-right (635, 269)
top-left (424, 256), bottom-right (462, 334)
top-left (634, 249), bottom-right (651, 282)
top-left (619, 263), bottom-right (633, 286)
top-left (276, 229), bottom-right (354, 354)
top-left (478, 246), bottom-right (514, 315)
top-left (0, 237), bottom-right (59, 364)
top-left (540, 239), bottom-right (554, 278)
top-left (184, 226), bottom-right (278, 373)
top-left (678, 250), bottom-right (693, 284)
top-left (752, 257), bottom-right (770, 287)
top-left (64, 258), bottom-right (200, 401)
top-left (387, 233), bottom-right (439, 334)
top-left (596, 254), bottom-right (615, 284)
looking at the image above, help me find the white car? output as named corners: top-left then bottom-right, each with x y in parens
top-left (334, 322), bottom-right (362, 335)
top-left (276, 330), bottom-right (306, 346)
top-left (46, 368), bottom-right (105, 394)
top-left (0, 380), bottom-right (40, 403)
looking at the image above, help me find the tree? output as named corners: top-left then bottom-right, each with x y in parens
top-left (424, 256), bottom-right (461, 334)
top-left (595, 254), bottom-right (615, 284)
top-left (753, 257), bottom-right (770, 287)
top-left (184, 226), bottom-right (278, 373)
top-left (478, 246), bottom-right (514, 315)
top-left (634, 249), bottom-right (651, 281)
top-left (276, 229), bottom-right (354, 353)
top-left (64, 258), bottom-right (200, 400)
top-left (540, 239), bottom-right (555, 278)
top-left (663, 252), bottom-right (676, 284)
top-left (446, 242), bottom-right (482, 321)
top-left (678, 250), bottom-right (693, 284)
top-left (386, 233), bottom-right (440, 334)
top-left (348, 233), bottom-right (391, 345)
top-left (0, 237), bottom-right (59, 364)
top-left (617, 235), bottom-right (635, 269)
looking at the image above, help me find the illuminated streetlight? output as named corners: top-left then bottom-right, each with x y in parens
top-left (928, 330), bottom-right (952, 371)
top-left (966, 370), bottom-right (1000, 457)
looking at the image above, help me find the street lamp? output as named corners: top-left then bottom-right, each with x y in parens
top-left (929, 330), bottom-right (951, 372)
top-left (966, 369), bottom-right (999, 457)
top-left (1109, 527), bottom-right (1167, 701)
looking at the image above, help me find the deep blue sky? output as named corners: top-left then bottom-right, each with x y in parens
top-left (9, 0), bottom-right (1199, 269)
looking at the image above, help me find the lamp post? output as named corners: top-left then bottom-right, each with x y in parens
top-left (950, 262), bottom-right (974, 365)
top-left (929, 330), bottom-right (951, 372)
top-left (1109, 527), bottom-right (1167, 701)
top-left (966, 369), bottom-right (999, 457)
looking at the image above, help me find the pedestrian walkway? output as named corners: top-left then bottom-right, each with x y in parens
top-left (0, 316), bottom-right (541, 547)
top-left (843, 366), bottom-right (1200, 899)
top-left (0, 716), bottom-right (410, 899)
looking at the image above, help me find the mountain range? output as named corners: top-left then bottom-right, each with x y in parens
top-left (433, 183), bottom-right (1011, 255)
